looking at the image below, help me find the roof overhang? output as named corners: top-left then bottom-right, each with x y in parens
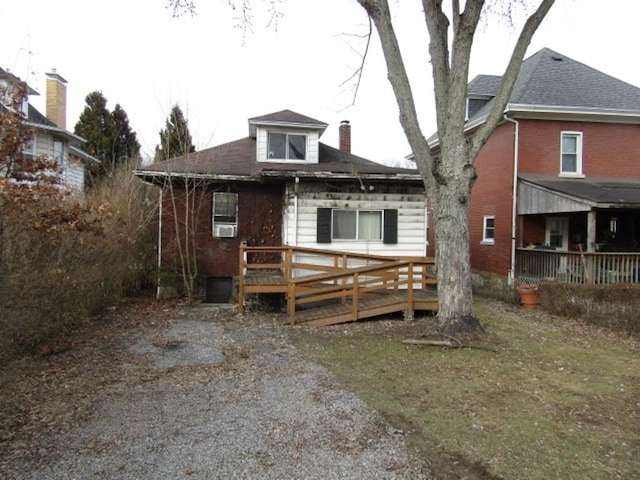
top-left (134, 169), bottom-right (424, 185)
top-left (248, 119), bottom-right (329, 138)
top-left (24, 121), bottom-right (86, 144)
top-left (506, 103), bottom-right (640, 124)
top-left (518, 175), bottom-right (640, 215)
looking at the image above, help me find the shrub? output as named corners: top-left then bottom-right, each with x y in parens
top-left (0, 160), bottom-right (158, 364)
top-left (539, 281), bottom-right (640, 337)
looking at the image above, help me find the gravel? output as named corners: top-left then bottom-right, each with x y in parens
top-left (5, 303), bottom-right (426, 479)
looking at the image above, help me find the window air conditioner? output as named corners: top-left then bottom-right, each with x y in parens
top-left (214, 224), bottom-right (237, 238)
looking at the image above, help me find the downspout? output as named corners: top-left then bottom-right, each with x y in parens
top-left (504, 114), bottom-right (519, 285)
top-left (156, 188), bottom-right (163, 300)
top-left (293, 176), bottom-right (299, 246)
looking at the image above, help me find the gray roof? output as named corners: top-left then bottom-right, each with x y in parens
top-left (520, 173), bottom-right (640, 207)
top-left (469, 48), bottom-right (640, 123)
top-left (137, 111), bottom-right (420, 183)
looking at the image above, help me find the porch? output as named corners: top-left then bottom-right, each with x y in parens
top-left (238, 246), bottom-right (438, 325)
top-left (516, 247), bottom-right (640, 284)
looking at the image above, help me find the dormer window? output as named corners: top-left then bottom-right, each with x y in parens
top-left (267, 132), bottom-right (307, 160)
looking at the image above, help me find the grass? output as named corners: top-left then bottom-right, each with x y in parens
top-left (290, 298), bottom-right (640, 480)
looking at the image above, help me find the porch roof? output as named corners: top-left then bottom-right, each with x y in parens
top-left (518, 174), bottom-right (640, 214)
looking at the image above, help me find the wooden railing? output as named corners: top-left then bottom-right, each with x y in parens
top-left (516, 248), bottom-right (640, 284)
top-left (238, 245), bottom-right (437, 323)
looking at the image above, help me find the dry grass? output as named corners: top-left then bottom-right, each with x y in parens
top-left (291, 298), bottom-right (640, 480)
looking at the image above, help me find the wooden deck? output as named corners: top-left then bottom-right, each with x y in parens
top-left (239, 246), bottom-right (438, 326)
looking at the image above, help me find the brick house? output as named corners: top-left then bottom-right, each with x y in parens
top-left (426, 48), bottom-right (640, 283)
top-left (135, 110), bottom-right (427, 301)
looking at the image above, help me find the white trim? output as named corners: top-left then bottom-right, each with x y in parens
top-left (560, 131), bottom-right (583, 176)
top-left (482, 215), bottom-right (495, 244)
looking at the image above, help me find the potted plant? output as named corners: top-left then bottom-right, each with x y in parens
top-left (516, 283), bottom-right (539, 309)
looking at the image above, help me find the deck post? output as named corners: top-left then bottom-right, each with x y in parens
top-left (352, 273), bottom-right (359, 322)
top-left (406, 262), bottom-right (414, 321)
top-left (238, 244), bottom-right (246, 314)
top-left (288, 281), bottom-right (296, 325)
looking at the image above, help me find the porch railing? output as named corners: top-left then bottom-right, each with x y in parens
top-left (516, 248), bottom-right (640, 284)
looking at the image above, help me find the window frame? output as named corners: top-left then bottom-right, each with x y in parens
top-left (267, 132), bottom-right (308, 161)
top-left (331, 209), bottom-right (383, 242)
top-left (212, 192), bottom-right (238, 238)
top-left (560, 131), bottom-right (583, 176)
top-left (317, 208), bottom-right (397, 244)
top-left (482, 215), bottom-right (495, 245)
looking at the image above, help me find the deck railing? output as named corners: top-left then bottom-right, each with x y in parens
top-left (238, 245), bottom-right (437, 322)
top-left (516, 248), bottom-right (640, 284)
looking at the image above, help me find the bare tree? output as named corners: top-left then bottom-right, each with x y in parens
top-left (160, 173), bottom-right (211, 302)
top-left (355, 0), bottom-right (555, 335)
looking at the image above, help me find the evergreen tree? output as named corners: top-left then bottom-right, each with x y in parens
top-left (74, 91), bottom-right (140, 187)
top-left (155, 104), bottom-right (195, 162)
top-left (112, 104), bottom-right (141, 163)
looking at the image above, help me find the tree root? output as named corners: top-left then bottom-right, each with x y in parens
top-left (402, 335), bottom-right (498, 353)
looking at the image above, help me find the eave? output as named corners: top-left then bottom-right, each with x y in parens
top-left (24, 121), bottom-right (86, 144)
top-left (506, 103), bottom-right (640, 124)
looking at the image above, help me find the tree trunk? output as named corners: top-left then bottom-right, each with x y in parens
top-left (432, 152), bottom-right (484, 336)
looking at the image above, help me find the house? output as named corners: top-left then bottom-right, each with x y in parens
top-left (135, 109), bottom-right (427, 301)
top-left (0, 67), bottom-right (97, 190)
top-left (424, 48), bottom-right (640, 285)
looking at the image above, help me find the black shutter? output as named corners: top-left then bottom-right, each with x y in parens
top-left (317, 208), bottom-right (332, 243)
top-left (383, 209), bottom-right (398, 244)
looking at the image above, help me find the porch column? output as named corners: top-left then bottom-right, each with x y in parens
top-left (587, 210), bottom-right (597, 252)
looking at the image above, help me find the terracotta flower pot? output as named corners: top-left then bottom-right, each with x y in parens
top-left (517, 286), bottom-right (539, 309)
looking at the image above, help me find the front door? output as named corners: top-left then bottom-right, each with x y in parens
top-left (546, 216), bottom-right (569, 250)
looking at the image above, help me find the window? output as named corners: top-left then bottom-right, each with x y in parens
top-left (482, 216), bottom-right (495, 244)
top-left (332, 210), bottom-right (382, 241)
top-left (317, 208), bottom-right (398, 244)
top-left (212, 192), bottom-right (238, 238)
top-left (53, 140), bottom-right (63, 163)
top-left (267, 132), bottom-right (306, 160)
top-left (561, 132), bottom-right (582, 175)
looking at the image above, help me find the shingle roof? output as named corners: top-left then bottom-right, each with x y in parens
top-left (138, 133), bottom-right (419, 181)
top-left (469, 48), bottom-right (640, 123)
top-left (248, 109), bottom-right (327, 127)
top-left (520, 174), bottom-right (640, 206)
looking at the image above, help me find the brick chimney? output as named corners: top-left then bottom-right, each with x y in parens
top-left (45, 69), bottom-right (68, 129)
top-left (339, 120), bottom-right (351, 154)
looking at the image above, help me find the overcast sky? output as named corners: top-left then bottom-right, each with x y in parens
top-left (2, 0), bottom-right (639, 164)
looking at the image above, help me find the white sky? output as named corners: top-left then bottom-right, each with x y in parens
top-left (1, 0), bottom-right (639, 165)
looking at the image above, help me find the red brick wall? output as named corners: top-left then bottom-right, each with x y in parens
top-left (518, 120), bottom-right (640, 176)
top-left (468, 122), bottom-right (516, 275)
top-left (161, 184), bottom-right (283, 279)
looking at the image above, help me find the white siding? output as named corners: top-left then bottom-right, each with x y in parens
top-left (61, 159), bottom-right (85, 191)
top-left (30, 131), bottom-right (85, 190)
top-left (283, 183), bottom-right (427, 257)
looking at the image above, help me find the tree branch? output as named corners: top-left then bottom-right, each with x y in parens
top-left (470, 0), bottom-right (556, 158)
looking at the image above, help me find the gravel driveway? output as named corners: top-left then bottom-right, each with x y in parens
top-left (1, 302), bottom-right (426, 479)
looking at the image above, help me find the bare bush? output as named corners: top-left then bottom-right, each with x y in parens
top-left (0, 160), bottom-right (158, 364)
top-left (539, 281), bottom-right (640, 337)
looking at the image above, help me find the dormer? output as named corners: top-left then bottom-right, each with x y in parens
top-left (466, 74), bottom-right (501, 121)
top-left (249, 109), bottom-right (328, 164)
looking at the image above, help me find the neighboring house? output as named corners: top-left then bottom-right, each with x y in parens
top-left (135, 110), bottom-right (427, 300)
top-left (0, 67), bottom-right (97, 190)
top-left (425, 48), bottom-right (640, 283)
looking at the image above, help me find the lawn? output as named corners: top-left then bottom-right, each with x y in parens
top-left (290, 298), bottom-right (640, 480)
